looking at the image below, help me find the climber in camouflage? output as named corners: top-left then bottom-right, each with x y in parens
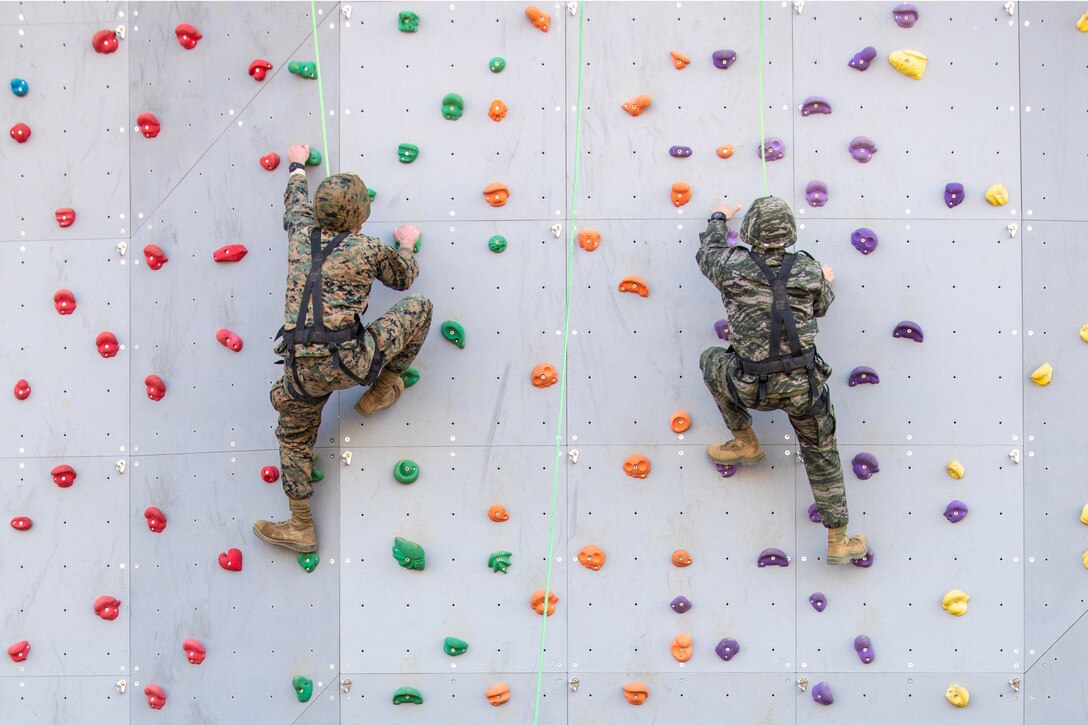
top-left (697, 196), bottom-right (867, 565)
top-left (254, 144), bottom-right (432, 554)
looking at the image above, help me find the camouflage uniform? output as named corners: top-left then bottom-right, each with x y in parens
top-left (697, 197), bottom-right (849, 529)
top-left (273, 172), bottom-right (432, 500)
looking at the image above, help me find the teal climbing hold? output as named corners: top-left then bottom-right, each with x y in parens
top-left (11, 78), bottom-right (29, 97)
top-left (441, 93), bottom-right (464, 120)
top-left (441, 320), bottom-right (465, 348)
top-left (488, 235), bottom-right (508, 253)
top-left (394, 459), bottom-right (419, 484)
top-left (292, 675), bottom-right (313, 702)
top-left (489, 57), bottom-right (506, 73)
top-left (488, 551), bottom-right (512, 573)
top-left (443, 636), bottom-right (469, 656)
top-left (398, 11), bottom-right (420, 32)
top-left (305, 149), bottom-right (322, 166)
top-left (401, 368), bottom-right (420, 388)
top-left (394, 233), bottom-right (422, 254)
top-left (393, 686), bottom-right (424, 704)
top-left (297, 551), bottom-right (319, 573)
top-left (288, 61), bottom-right (318, 79)
top-left (311, 463), bottom-right (324, 483)
top-left (397, 142), bottom-right (420, 163)
top-left (367, 187), bottom-right (376, 201)
top-left (393, 537), bottom-right (425, 570)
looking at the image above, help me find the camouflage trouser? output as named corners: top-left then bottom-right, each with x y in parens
top-left (271, 294), bottom-right (433, 500)
top-left (700, 346), bottom-right (849, 529)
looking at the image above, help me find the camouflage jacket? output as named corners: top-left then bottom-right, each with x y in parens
top-left (697, 218), bottom-right (834, 391)
top-left (281, 175), bottom-right (418, 357)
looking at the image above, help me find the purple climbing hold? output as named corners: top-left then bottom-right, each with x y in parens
top-left (852, 548), bottom-right (875, 568)
top-left (805, 180), bottom-right (829, 207)
top-left (854, 635), bottom-right (875, 664)
top-left (944, 182), bottom-right (965, 208)
top-left (714, 319), bottom-right (730, 341)
top-left (670, 595), bottom-right (693, 614)
top-left (851, 452), bottom-right (879, 480)
top-left (849, 136), bottom-right (878, 163)
top-left (893, 320), bottom-right (924, 342)
top-left (758, 138), bottom-right (785, 162)
top-left (800, 96), bottom-right (832, 116)
top-left (848, 366), bottom-right (879, 386)
top-left (808, 503), bottom-right (822, 523)
top-left (848, 46), bottom-right (878, 71)
top-left (669, 145), bottom-right (693, 158)
top-left (757, 548), bottom-right (789, 568)
top-left (716, 463), bottom-right (738, 478)
top-left (715, 638), bottom-right (740, 661)
top-left (712, 49), bottom-right (737, 69)
top-left (812, 681), bottom-right (834, 705)
top-left (809, 592), bottom-right (827, 612)
top-left (944, 500), bottom-right (969, 523)
top-left (726, 229), bottom-right (739, 247)
top-left (893, 3), bottom-right (919, 28)
top-left (851, 228), bottom-right (878, 255)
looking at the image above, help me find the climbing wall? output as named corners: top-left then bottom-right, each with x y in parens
top-left (2, 1), bottom-right (1087, 722)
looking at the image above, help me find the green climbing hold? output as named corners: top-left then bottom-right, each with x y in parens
top-left (397, 143), bottom-right (419, 164)
top-left (488, 550), bottom-right (512, 573)
top-left (441, 320), bottom-right (465, 349)
top-left (489, 57), bottom-right (506, 73)
top-left (394, 233), bottom-right (422, 254)
top-left (297, 551), bottom-right (319, 573)
top-left (394, 459), bottom-right (420, 484)
top-left (367, 187), bottom-right (376, 201)
top-left (292, 675), bottom-right (314, 702)
top-left (393, 686), bottom-right (424, 705)
top-left (393, 536), bottom-right (425, 570)
top-left (441, 93), bottom-right (464, 121)
top-left (311, 463), bottom-right (324, 483)
top-left (488, 235), bottom-right (508, 253)
top-left (288, 61), bottom-right (318, 79)
top-left (401, 368), bottom-right (420, 388)
top-left (443, 636), bottom-right (469, 656)
top-left (398, 11), bottom-right (420, 33)
top-left (305, 149), bottom-right (322, 166)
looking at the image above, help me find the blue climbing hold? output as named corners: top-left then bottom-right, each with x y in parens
top-left (10, 78), bottom-right (28, 97)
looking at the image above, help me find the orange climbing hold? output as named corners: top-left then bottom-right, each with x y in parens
top-left (623, 454), bottom-right (651, 479)
top-left (577, 228), bottom-right (601, 251)
top-left (671, 182), bottom-right (692, 207)
top-left (577, 545), bottom-right (606, 571)
top-left (488, 99), bottom-right (508, 122)
top-left (483, 182), bottom-right (510, 207)
top-left (716, 145), bottom-right (735, 159)
top-left (488, 504), bottom-right (509, 522)
top-left (672, 549), bottom-right (692, 567)
top-left (618, 275), bottom-right (649, 297)
top-left (525, 5), bottom-right (550, 31)
top-left (531, 363), bottom-right (558, 388)
top-left (621, 95), bottom-right (652, 117)
top-left (670, 410), bottom-right (691, 433)
top-left (671, 632), bottom-right (693, 662)
top-left (486, 682), bottom-right (511, 706)
top-left (670, 50), bottom-right (691, 69)
top-left (530, 589), bottom-right (559, 616)
top-left (623, 682), bottom-right (650, 705)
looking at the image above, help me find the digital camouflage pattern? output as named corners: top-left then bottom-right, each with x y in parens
top-left (697, 203), bottom-right (849, 529)
top-left (738, 195), bottom-right (797, 252)
top-left (313, 173), bottom-right (370, 232)
top-left (275, 173), bottom-right (433, 499)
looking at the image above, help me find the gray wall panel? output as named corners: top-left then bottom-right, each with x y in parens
top-left (1026, 612), bottom-right (1088, 724)
top-left (0, 676), bottom-right (129, 723)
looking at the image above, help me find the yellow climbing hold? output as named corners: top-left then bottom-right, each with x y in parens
top-left (985, 183), bottom-right (1009, 206)
top-left (945, 685), bottom-right (970, 708)
top-left (1081, 504), bottom-right (1088, 525)
top-left (888, 49), bottom-right (928, 79)
top-left (1082, 549), bottom-right (1088, 568)
top-left (946, 460), bottom-right (965, 480)
top-left (941, 589), bottom-right (970, 616)
top-left (1030, 363), bottom-right (1053, 386)
top-left (1078, 10), bottom-right (1088, 31)
top-left (1079, 324), bottom-right (1088, 343)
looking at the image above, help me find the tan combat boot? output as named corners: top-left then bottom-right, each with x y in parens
top-left (706, 427), bottom-right (766, 465)
top-left (826, 526), bottom-right (867, 565)
top-left (253, 498), bottom-right (317, 553)
top-left (354, 369), bottom-right (405, 416)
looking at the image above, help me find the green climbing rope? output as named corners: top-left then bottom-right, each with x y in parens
top-left (310, 0), bottom-right (332, 178)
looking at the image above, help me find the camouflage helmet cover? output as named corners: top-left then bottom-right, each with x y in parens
top-left (739, 196), bottom-right (797, 252)
top-left (313, 173), bottom-right (371, 232)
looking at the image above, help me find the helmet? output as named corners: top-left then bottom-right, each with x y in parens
top-left (313, 173), bottom-right (370, 232)
top-left (739, 196), bottom-right (796, 252)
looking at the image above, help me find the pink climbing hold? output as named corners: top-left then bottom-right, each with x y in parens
top-left (144, 506), bottom-right (167, 533)
top-left (54, 289), bottom-right (76, 315)
top-left (7, 640), bottom-right (30, 663)
top-left (13, 379), bottom-right (31, 400)
top-left (144, 374), bottom-right (166, 401)
top-left (260, 152), bottom-right (280, 171)
top-left (249, 59), bottom-right (273, 81)
top-left (218, 548), bottom-right (243, 571)
top-left (215, 328), bottom-right (243, 352)
top-left (95, 331), bottom-right (119, 358)
top-left (144, 684), bottom-right (167, 710)
top-left (213, 244), bottom-right (248, 262)
top-left (136, 112), bottom-right (161, 138)
top-left (55, 208), bottom-right (76, 228)
top-left (143, 244), bottom-right (169, 270)
top-left (91, 29), bottom-right (120, 54)
top-left (261, 465), bottom-right (280, 483)
top-left (174, 23), bottom-right (202, 49)
top-left (93, 595), bottom-right (121, 621)
top-left (9, 123), bottom-right (31, 143)
top-left (51, 464), bottom-right (77, 488)
top-left (182, 638), bottom-right (206, 664)
top-left (10, 516), bottom-right (32, 531)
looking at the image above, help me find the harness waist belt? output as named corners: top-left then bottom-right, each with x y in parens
top-left (736, 347), bottom-right (816, 376)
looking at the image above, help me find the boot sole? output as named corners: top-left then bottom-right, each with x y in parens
top-left (706, 451), bottom-right (766, 466)
top-left (252, 523), bottom-right (317, 554)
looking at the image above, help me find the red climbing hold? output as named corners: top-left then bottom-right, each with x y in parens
top-left (51, 464), bottom-right (77, 488)
top-left (174, 23), bottom-right (202, 49)
top-left (7, 641), bottom-right (30, 663)
top-left (213, 244), bottom-right (248, 262)
top-left (215, 328), bottom-right (243, 352)
top-left (95, 331), bottom-right (119, 358)
top-left (261, 465), bottom-right (280, 483)
top-left (144, 684), bottom-right (167, 710)
top-left (13, 379), bottom-right (31, 400)
top-left (143, 244), bottom-right (168, 270)
top-left (55, 208), bottom-right (76, 228)
top-left (260, 152), bottom-right (280, 171)
top-left (182, 638), bottom-right (206, 664)
top-left (144, 507), bottom-right (167, 533)
top-left (10, 517), bottom-right (32, 531)
top-left (249, 59), bottom-right (273, 81)
top-left (144, 374), bottom-right (166, 401)
top-left (93, 595), bottom-right (121, 621)
top-left (9, 123), bottom-right (31, 143)
top-left (218, 548), bottom-right (243, 571)
top-left (91, 29), bottom-right (119, 54)
top-left (53, 289), bottom-right (76, 315)
top-left (136, 112), bottom-right (161, 138)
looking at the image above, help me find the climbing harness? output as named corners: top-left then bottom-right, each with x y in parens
top-left (274, 227), bottom-right (385, 403)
